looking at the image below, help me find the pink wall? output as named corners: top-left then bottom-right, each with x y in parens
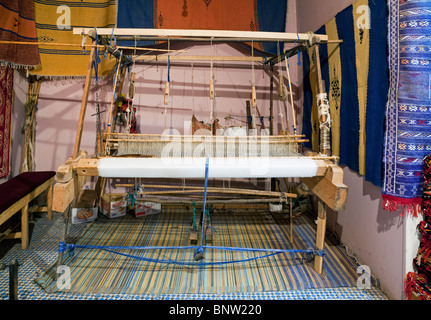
top-left (296, 0), bottom-right (404, 299)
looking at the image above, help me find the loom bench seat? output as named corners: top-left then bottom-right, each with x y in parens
top-left (0, 171), bottom-right (56, 249)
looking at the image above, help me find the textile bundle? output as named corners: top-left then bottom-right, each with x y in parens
top-left (0, 65), bottom-right (14, 178)
top-left (116, 0), bottom-right (287, 54)
top-left (302, 0), bottom-right (388, 187)
top-left (30, 0), bottom-right (117, 78)
top-left (0, 0), bottom-right (40, 68)
top-left (404, 154), bottom-right (431, 300)
top-left (383, 0), bottom-right (431, 216)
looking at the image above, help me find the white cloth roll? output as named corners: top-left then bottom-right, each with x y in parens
top-left (97, 157), bottom-right (320, 179)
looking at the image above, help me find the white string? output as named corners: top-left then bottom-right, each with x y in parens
top-left (164, 38), bottom-right (170, 130)
top-left (210, 38), bottom-right (214, 133)
top-left (251, 39), bottom-right (257, 132)
top-left (316, 92), bottom-right (331, 154)
top-left (191, 61), bottom-right (195, 115)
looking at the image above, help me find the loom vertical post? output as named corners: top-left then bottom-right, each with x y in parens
top-left (284, 55), bottom-right (297, 135)
top-left (194, 157), bottom-right (209, 261)
top-left (190, 201), bottom-right (198, 244)
top-left (106, 55), bottom-right (122, 137)
top-left (55, 204), bottom-right (72, 280)
top-left (289, 197), bottom-right (293, 242)
top-left (269, 65), bottom-right (274, 136)
top-left (20, 204), bottom-right (29, 250)
top-left (0, 259), bottom-right (19, 300)
top-left (313, 43), bottom-right (330, 157)
top-left (73, 41), bottom-right (95, 159)
top-left (314, 199), bottom-right (327, 274)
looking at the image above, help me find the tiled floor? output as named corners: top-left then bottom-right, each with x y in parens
top-left (0, 212), bottom-right (389, 300)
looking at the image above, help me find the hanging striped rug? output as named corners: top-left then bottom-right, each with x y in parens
top-left (35, 206), bottom-right (358, 295)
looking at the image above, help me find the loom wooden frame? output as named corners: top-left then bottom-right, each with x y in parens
top-left (53, 28), bottom-right (347, 276)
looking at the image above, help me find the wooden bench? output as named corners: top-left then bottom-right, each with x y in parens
top-left (0, 171), bottom-right (56, 249)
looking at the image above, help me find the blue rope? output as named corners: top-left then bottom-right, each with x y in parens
top-left (58, 242), bottom-right (324, 266)
top-left (194, 157), bottom-right (210, 260)
top-left (93, 28), bottom-right (100, 82)
top-left (296, 33), bottom-right (302, 66)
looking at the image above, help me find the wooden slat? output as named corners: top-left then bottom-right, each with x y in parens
top-left (21, 204), bottom-right (29, 249)
top-left (301, 164), bottom-right (348, 212)
top-left (75, 158), bottom-right (99, 177)
top-left (73, 28), bottom-right (329, 43)
top-left (55, 164), bottom-right (74, 183)
top-left (52, 175), bottom-right (87, 213)
top-left (47, 182), bottom-right (53, 220)
top-left (135, 55), bottom-right (265, 63)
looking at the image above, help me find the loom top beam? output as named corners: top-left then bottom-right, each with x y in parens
top-left (73, 28), bottom-right (328, 43)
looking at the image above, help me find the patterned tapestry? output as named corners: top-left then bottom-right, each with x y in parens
top-left (0, 0), bottom-right (40, 68)
top-left (0, 65), bottom-right (13, 178)
top-left (30, 0), bottom-right (117, 78)
top-left (382, 0), bottom-right (431, 216)
top-left (302, 0), bottom-right (389, 187)
top-left (116, 0), bottom-right (287, 54)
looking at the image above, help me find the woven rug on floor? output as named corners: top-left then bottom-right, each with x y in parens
top-left (35, 206), bottom-right (359, 295)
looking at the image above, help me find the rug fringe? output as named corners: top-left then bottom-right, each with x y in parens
top-left (382, 195), bottom-right (423, 217)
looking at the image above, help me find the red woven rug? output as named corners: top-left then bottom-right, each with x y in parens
top-left (0, 65), bottom-right (13, 178)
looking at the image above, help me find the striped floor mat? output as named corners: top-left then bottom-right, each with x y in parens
top-left (35, 206), bottom-right (359, 295)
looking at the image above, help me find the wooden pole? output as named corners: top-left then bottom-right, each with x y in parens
top-left (106, 56), bottom-right (122, 136)
top-left (285, 57), bottom-right (297, 134)
top-left (314, 199), bottom-right (327, 274)
top-left (0, 40), bottom-right (184, 53)
top-left (73, 43), bottom-right (96, 159)
top-left (313, 43), bottom-right (330, 156)
top-left (115, 183), bottom-right (297, 198)
top-left (47, 183), bottom-right (53, 221)
top-left (135, 55), bottom-right (264, 63)
top-left (21, 204), bottom-right (29, 250)
top-left (269, 65), bottom-right (274, 135)
top-left (73, 28), bottom-right (329, 43)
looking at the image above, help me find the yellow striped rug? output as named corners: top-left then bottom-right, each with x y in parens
top-left (36, 207), bottom-right (358, 295)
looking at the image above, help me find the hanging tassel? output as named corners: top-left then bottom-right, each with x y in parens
top-left (278, 72), bottom-right (288, 101)
top-left (404, 272), bottom-right (417, 300)
top-left (209, 77), bottom-right (214, 100)
top-left (251, 85), bottom-right (257, 109)
top-left (164, 81), bottom-right (170, 105)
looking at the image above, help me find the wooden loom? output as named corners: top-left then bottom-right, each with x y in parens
top-left (51, 28), bottom-right (347, 275)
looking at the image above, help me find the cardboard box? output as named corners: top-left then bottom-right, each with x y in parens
top-left (100, 193), bottom-right (127, 219)
top-left (71, 207), bottom-right (98, 224)
top-left (71, 189), bottom-right (98, 224)
top-left (134, 201), bottom-right (161, 217)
